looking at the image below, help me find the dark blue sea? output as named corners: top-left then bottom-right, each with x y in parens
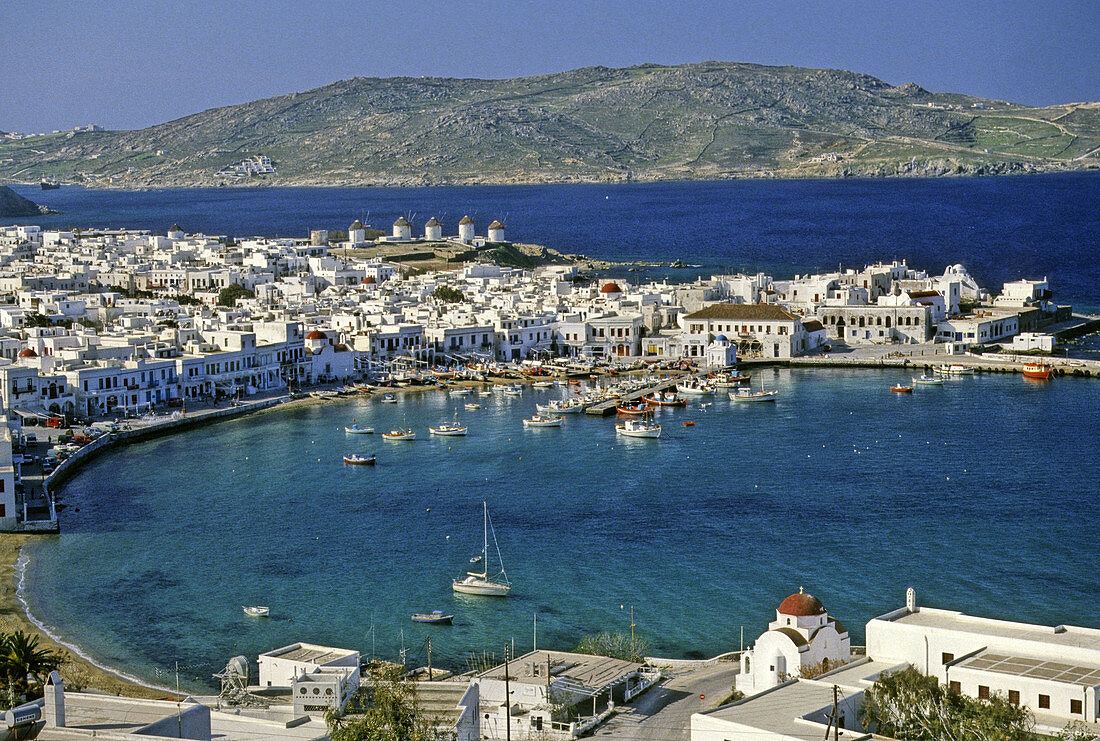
top-left (10, 177), bottom-right (1100, 689)
top-left (11, 174), bottom-right (1100, 311)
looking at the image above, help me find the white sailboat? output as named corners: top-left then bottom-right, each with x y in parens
top-left (453, 502), bottom-right (511, 597)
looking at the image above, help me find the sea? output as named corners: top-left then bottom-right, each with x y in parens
top-left (8, 174), bottom-right (1100, 690)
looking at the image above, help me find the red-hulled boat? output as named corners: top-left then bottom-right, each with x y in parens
top-left (1021, 362), bottom-right (1053, 380)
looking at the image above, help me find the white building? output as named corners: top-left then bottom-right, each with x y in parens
top-left (736, 589), bottom-right (851, 696)
top-left (867, 588), bottom-right (1100, 727)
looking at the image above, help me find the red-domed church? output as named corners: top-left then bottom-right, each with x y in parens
top-left (735, 588), bottom-right (851, 695)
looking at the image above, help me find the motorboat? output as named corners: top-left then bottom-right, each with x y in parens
top-left (616, 417), bottom-right (662, 438)
top-left (453, 502), bottom-right (511, 597)
top-left (934, 364), bottom-right (974, 376)
top-left (890, 385), bottom-right (914, 394)
top-left (502, 384), bottom-right (524, 396)
top-left (643, 391), bottom-right (687, 407)
top-left (1022, 362), bottom-right (1053, 380)
top-left (344, 423), bottom-right (374, 434)
top-left (912, 376), bottom-right (944, 386)
top-left (411, 610), bottom-right (454, 625)
top-left (381, 393), bottom-right (398, 403)
top-left (464, 402), bottom-right (481, 410)
top-left (615, 402), bottom-right (649, 415)
top-left (243, 606), bottom-right (269, 617)
top-left (523, 414), bottom-right (563, 428)
top-left (729, 387), bottom-right (778, 402)
top-left (343, 454), bottom-right (377, 465)
top-left (536, 399), bottom-right (584, 414)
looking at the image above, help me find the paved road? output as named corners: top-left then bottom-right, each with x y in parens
top-left (592, 662), bottom-right (741, 741)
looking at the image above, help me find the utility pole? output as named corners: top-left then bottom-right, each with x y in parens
top-left (533, 612), bottom-right (537, 652)
top-left (504, 644), bottom-right (511, 741)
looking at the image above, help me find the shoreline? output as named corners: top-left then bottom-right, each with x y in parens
top-left (11, 353), bottom-right (1100, 695)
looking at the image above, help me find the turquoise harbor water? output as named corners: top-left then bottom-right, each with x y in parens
top-left (25, 369), bottom-right (1100, 689)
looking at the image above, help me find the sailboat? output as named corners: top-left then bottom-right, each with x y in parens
top-left (452, 502), bottom-right (511, 597)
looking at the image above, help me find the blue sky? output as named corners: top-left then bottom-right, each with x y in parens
top-left (2, 0), bottom-right (1097, 132)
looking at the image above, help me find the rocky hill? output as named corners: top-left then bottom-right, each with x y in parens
top-left (0, 186), bottom-right (58, 217)
top-left (3, 62), bottom-right (1098, 187)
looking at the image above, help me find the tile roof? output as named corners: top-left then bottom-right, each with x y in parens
top-left (684, 304), bottom-right (798, 321)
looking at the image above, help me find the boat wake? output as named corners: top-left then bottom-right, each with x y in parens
top-left (15, 546), bottom-right (171, 693)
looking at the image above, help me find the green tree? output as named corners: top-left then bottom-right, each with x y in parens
top-left (0, 630), bottom-right (63, 704)
top-left (432, 286), bottom-right (464, 304)
top-left (326, 677), bottom-right (454, 741)
top-left (575, 631), bottom-right (649, 664)
top-left (862, 666), bottom-right (1032, 740)
top-left (327, 230), bottom-right (348, 244)
top-left (217, 283), bottom-right (255, 307)
top-left (174, 294), bottom-right (202, 306)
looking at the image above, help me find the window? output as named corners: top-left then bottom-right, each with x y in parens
top-left (0, 504), bottom-right (5, 517)
top-left (978, 685), bottom-right (990, 700)
top-left (1008, 690), bottom-right (1019, 706)
top-left (949, 681), bottom-right (960, 694)
top-left (1038, 694), bottom-right (1050, 709)
top-left (1071, 699), bottom-right (1082, 715)
top-left (942, 652), bottom-right (954, 665)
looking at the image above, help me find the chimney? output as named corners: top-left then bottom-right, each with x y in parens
top-left (905, 587), bottom-right (917, 613)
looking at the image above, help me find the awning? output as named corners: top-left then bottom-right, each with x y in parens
top-left (11, 406), bottom-right (52, 419)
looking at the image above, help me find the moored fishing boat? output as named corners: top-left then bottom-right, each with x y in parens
top-left (382, 417), bottom-right (416, 440)
top-left (464, 402), bottom-right (481, 410)
top-left (934, 364), bottom-right (974, 376)
top-left (616, 417), bottom-right (662, 438)
top-left (345, 423), bottom-right (374, 434)
top-left (890, 384), bottom-right (914, 393)
top-left (1022, 362), bottom-right (1053, 380)
top-left (643, 391), bottom-right (687, 407)
top-left (429, 413), bottom-right (468, 436)
top-left (522, 413), bottom-right (563, 427)
top-left (912, 376), bottom-right (944, 386)
top-left (343, 453), bottom-right (377, 465)
top-left (729, 386), bottom-right (778, 402)
top-left (381, 393), bottom-right (398, 403)
top-left (411, 610), bottom-right (453, 625)
top-left (615, 402), bottom-right (648, 415)
top-left (676, 381), bottom-right (714, 395)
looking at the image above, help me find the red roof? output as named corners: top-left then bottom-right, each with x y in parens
top-left (305, 330), bottom-right (326, 340)
top-left (600, 282), bottom-right (622, 294)
top-left (362, 276), bottom-right (376, 284)
top-left (18, 348), bottom-right (38, 358)
top-left (778, 591), bottom-right (826, 617)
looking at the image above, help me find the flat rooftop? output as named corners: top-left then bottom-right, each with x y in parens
top-left (479, 650), bottom-right (640, 691)
top-left (879, 608), bottom-right (1100, 657)
top-left (957, 650), bottom-right (1100, 688)
top-left (260, 643), bottom-right (357, 665)
top-left (699, 680), bottom-right (869, 739)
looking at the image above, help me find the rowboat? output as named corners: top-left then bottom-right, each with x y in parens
top-left (411, 610), bottom-right (454, 625)
top-left (890, 385), bottom-right (914, 394)
top-left (343, 454), bottom-right (377, 465)
top-left (381, 393), bottom-right (398, 403)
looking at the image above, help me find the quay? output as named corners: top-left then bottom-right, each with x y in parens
top-left (584, 377), bottom-right (678, 415)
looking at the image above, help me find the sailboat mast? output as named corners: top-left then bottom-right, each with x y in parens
top-left (482, 501), bottom-right (489, 578)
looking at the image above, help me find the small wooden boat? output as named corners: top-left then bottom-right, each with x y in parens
top-left (912, 376), bottom-right (944, 386)
top-left (345, 424), bottom-right (374, 434)
top-left (464, 402), bottom-right (481, 410)
top-left (934, 364), bottom-right (974, 376)
top-left (411, 610), bottom-right (454, 625)
top-left (682, 420), bottom-right (695, 427)
top-left (523, 414), bottom-right (563, 428)
top-left (1022, 362), bottom-right (1053, 380)
top-left (243, 606), bottom-right (269, 617)
top-left (429, 423), bottom-right (468, 436)
top-left (891, 385), bottom-right (914, 394)
top-left (615, 402), bottom-right (648, 415)
top-left (343, 454), bottom-right (377, 465)
top-left (381, 393), bottom-right (398, 403)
